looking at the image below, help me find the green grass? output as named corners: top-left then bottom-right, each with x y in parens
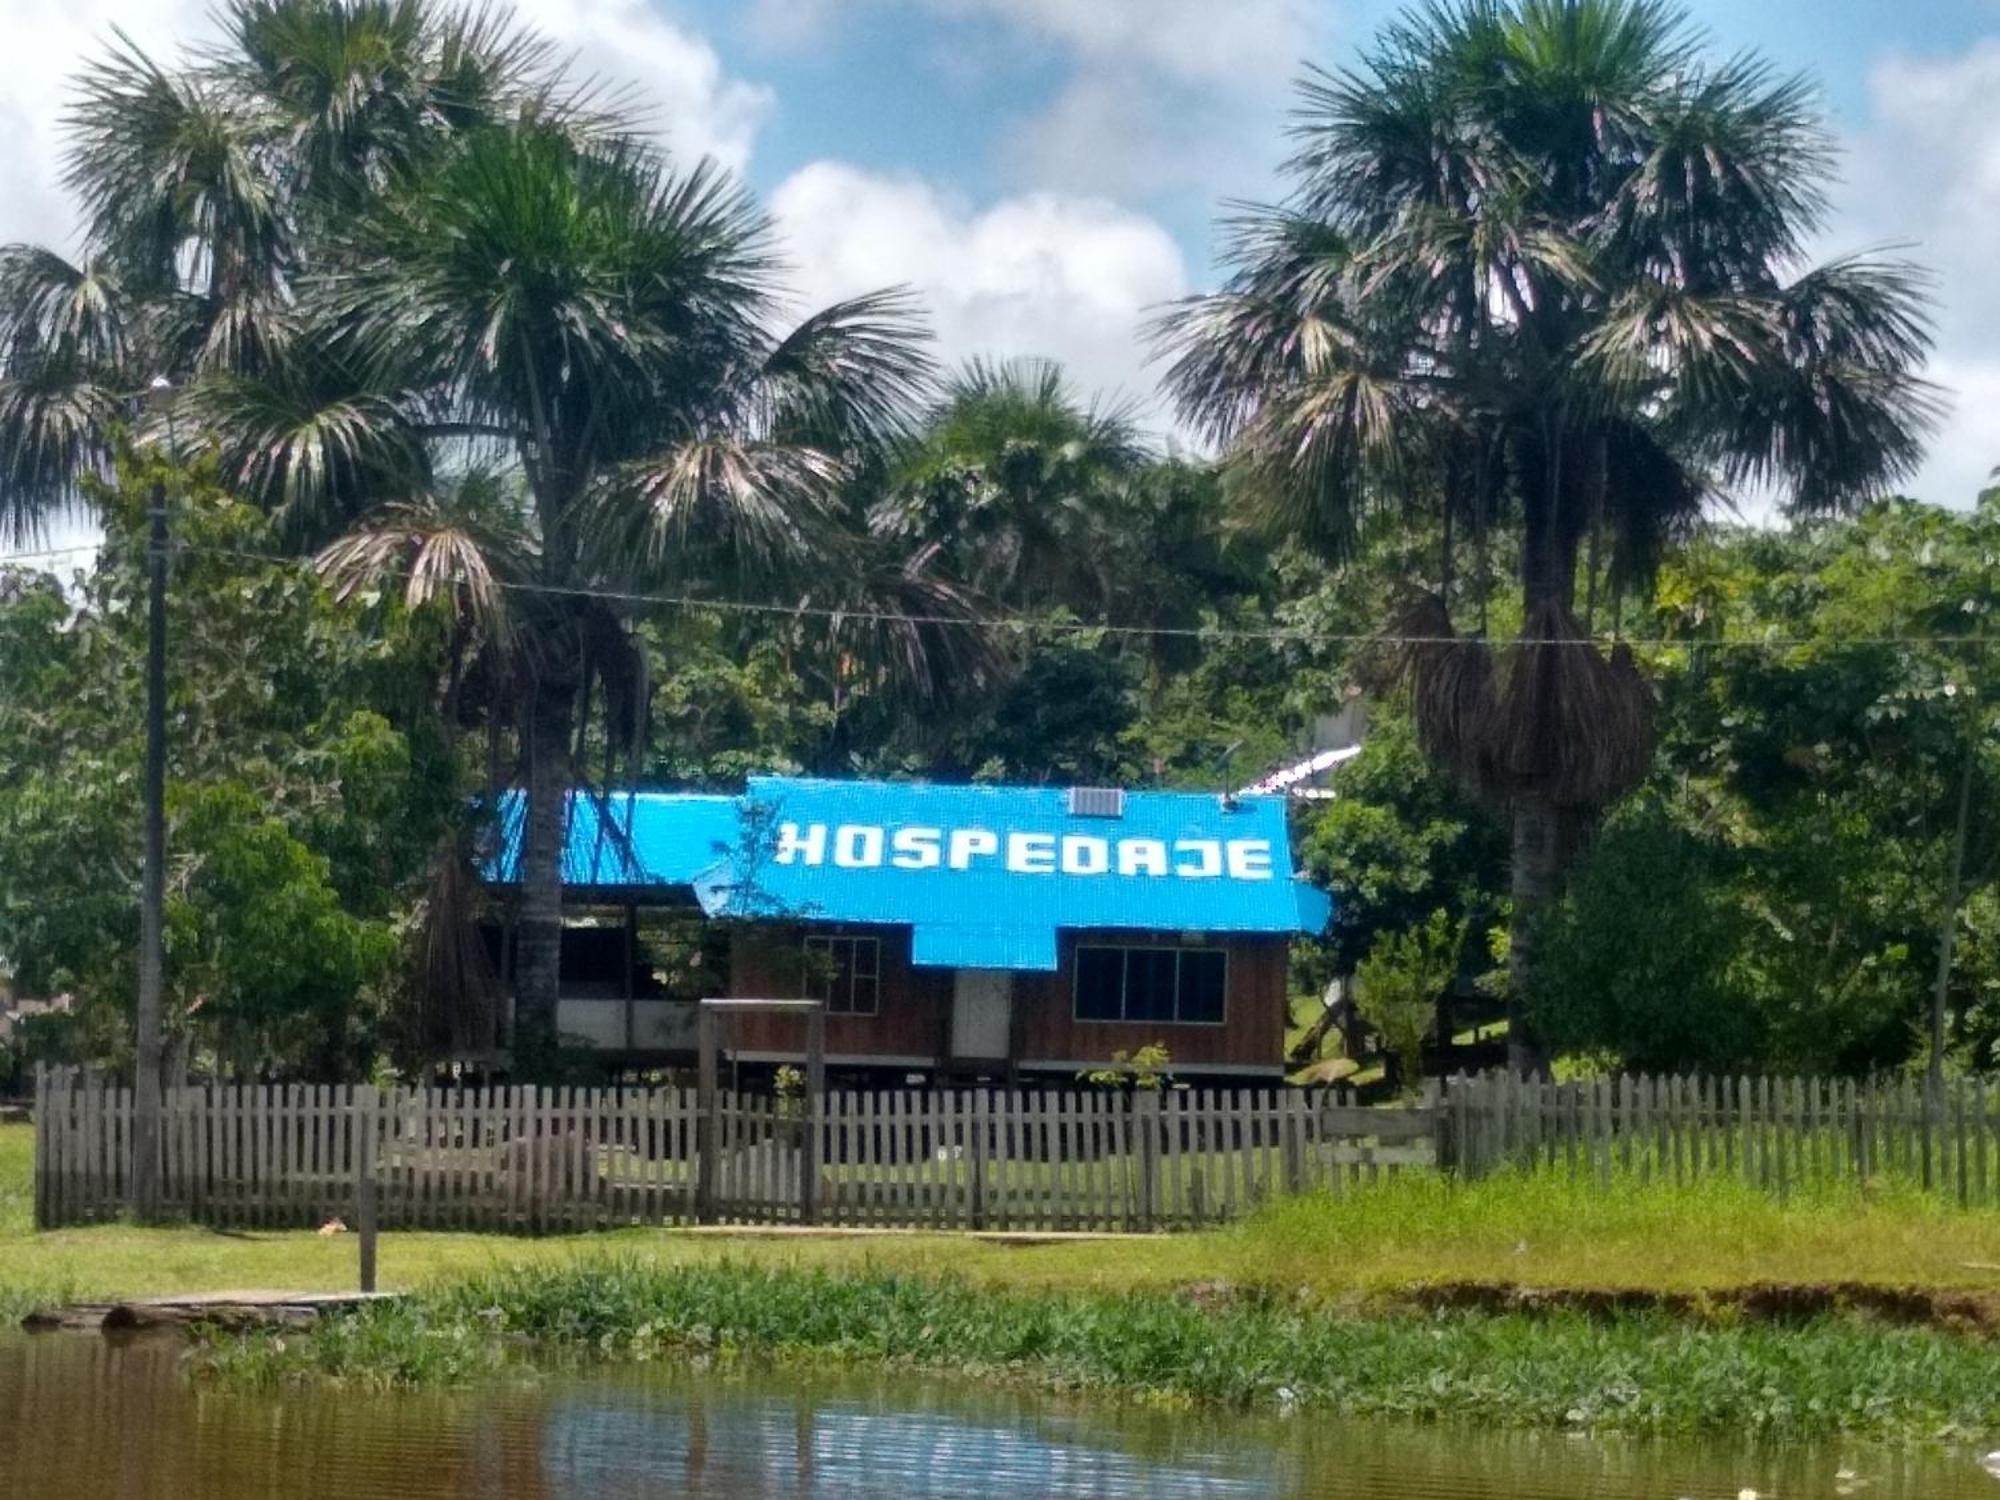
top-left (5, 1122), bottom-right (2000, 1309)
top-left (11, 1117), bottom-right (2000, 1437)
top-left (193, 1258), bottom-right (2000, 1439)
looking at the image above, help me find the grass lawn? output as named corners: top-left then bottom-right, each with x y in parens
top-left (6, 1121), bottom-right (2000, 1315)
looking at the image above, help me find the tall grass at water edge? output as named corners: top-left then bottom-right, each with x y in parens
top-left (194, 1257), bottom-right (2000, 1440)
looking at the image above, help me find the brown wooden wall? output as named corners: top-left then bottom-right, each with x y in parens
top-left (725, 923), bottom-right (1289, 1073)
top-left (1014, 930), bottom-right (1289, 1070)
top-left (726, 924), bottom-right (951, 1063)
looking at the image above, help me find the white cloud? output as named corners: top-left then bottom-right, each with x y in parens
top-left (1835, 43), bottom-right (2000, 506)
top-left (1000, 67), bottom-right (1282, 201)
top-left (769, 161), bottom-right (1188, 421)
top-left (0, 1), bottom-right (770, 261)
top-left (749, 0), bottom-right (1332, 201)
top-left (940, 0), bottom-right (1317, 88)
top-left (506, 0), bottom-right (772, 174)
top-left (0, 1), bottom-right (212, 251)
top-left (970, 0), bottom-right (1333, 202)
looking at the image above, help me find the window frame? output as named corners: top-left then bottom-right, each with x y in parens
top-left (801, 933), bottom-right (881, 1017)
top-left (1070, 943), bottom-right (1229, 1027)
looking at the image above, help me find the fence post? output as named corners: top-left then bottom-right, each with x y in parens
top-left (801, 1004), bottom-right (826, 1226)
top-left (696, 1004), bottom-right (719, 1225)
top-left (31, 1064), bottom-right (48, 1229)
top-left (1135, 1089), bottom-right (1160, 1231)
top-left (1281, 1091), bottom-right (1304, 1194)
top-left (1437, 1074), bottom-right (1461, 1175)
top-left (969, 1088), bottom-right (988, 1230)
top-left (356, 1092), bottom-right (378, 1293)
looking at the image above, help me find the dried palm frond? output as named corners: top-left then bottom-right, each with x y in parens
top-left (1398, 593), bottom-right (1656, 813)
top-left (1492, 600), bottom-right (1655, 809)
top-left (1397, 594), bottom-right (1499, 798)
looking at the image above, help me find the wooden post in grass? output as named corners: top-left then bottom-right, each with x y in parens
top-left (356, 1097), bottom-right (378, 1294)
top-left (696, 1004), bottom-right (718, 1226)
top-left (802, 1003), bottom-right (826, 1226)
top-left (1135, 1089), bottom-right (1160, 1231)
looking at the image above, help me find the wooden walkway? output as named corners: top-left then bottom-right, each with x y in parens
top-left (23, 1290), bottom-right (402, 1333)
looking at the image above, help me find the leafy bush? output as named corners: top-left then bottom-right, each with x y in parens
top-left (1354, 911), bottom-right (1462, 1090)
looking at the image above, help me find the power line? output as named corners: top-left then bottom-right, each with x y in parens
top-left (0, 543), bottom-right (100, 565)
top-left (80, 538), bottom-right (2000, 655)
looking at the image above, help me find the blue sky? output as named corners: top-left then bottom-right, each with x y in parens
top-left (5, 0), bottom-right (2000, 540)
top-left (629, 0), bottom-right (2000, 506)
top-left (713, 0), bottom-right (2000, 260)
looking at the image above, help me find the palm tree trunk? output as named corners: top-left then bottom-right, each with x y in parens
top-left (1506, 461), bottom-right (1578, 1077)
top-left (514, 676), bottom-right (574, 1074)
top-left (1505, 790), bottom-right (1564, 1074)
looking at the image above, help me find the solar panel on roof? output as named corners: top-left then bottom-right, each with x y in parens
top-left (1066, 786), bottom-right (1126, 818)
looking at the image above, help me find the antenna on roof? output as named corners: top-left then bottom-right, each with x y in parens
top-left (1215, 739), bottom-right (1244, 810)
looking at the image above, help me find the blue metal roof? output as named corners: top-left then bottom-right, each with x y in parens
top-left (490, 776), bottom-right (1331, 970)
top-left (485, 790), bottom-right (739, 888)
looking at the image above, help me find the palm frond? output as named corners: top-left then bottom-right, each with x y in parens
top-left (63, 28), bottom-right (286, 300)
top-left (801, 546), bottom-right (1008, 709)
top-left (0, 246), bottom-right (134, 533)
top-left (221, 0), bottom-right (434, 202)
top-left (591, 436), bottom-right (846, 580)
top-left (314, 469), bottom-right (532, 647)
top-left (759, 287), bottom-right (935, 452)
top-left (316, 125), bottom-right (773, 468)
top-left (1709, 256), bottom-right (1944, 512)
top-left (181, 360), bottom-right (425, 542)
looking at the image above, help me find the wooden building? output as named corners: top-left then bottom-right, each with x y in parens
top-left (488, 777), bottom-right (1330, 1083)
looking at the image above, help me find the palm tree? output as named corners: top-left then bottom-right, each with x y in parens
top-left (0, 0), bottom-right (934, 1072)
top-left (0, 0), bottom-right (553, 538)
top-left (1156, 0), bottom-right (1940, 1069)
top-left (314, 119), bottom-right (930, 1062)
top-left (873, 358), bottom-right (1152, 616)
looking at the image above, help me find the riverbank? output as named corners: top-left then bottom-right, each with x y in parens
top-left (190, 1258), bottom-right (2000, 1440)
top-left (10, 1122), bottom-right (2000, 1437)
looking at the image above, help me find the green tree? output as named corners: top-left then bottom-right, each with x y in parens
top-left (1356, 911), bottom-right (1466, 1092)
top-left (1535, 497), bottom-right (2000, 1073)
top-left (0, 450), bottom-right (450, 1078)
top-left (1157, 0), bottom-right (1938, 1069)
top-left (0, 0), bottom-right (935, 1072)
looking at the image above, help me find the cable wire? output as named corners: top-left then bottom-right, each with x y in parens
top-left (64, 537), bottom-right (2000, 656)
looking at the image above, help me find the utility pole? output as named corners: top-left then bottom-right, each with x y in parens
top-left (1928, 729), bottom-right (1975, 1100)
top-left (132, 376), bottom-right (172, 1220)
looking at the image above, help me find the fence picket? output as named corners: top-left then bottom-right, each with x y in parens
top-left (34, 1069), bottom-right (2000, 1235)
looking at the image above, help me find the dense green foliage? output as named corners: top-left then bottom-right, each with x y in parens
top-left (1532, 498), bottom-right (2000, 1073)
top-left (0, 453), bottom-right (455, 1077)
top-left (191, 1258), bottom-right (2000, 1438)
top-left (0, 0), bottom-right (1991, 1087)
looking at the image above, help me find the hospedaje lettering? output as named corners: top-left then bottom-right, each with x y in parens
top-left (770, 822), bottom-right (1277, 881)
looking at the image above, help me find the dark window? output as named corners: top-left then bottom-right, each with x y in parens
top-left (803, 935), bottom-right (880, 1016)
top-left (1071, 945), bottom-right (1228, 1025)
top-left (1125, 949), bottom-right (1179, 1022)
top-left (1074, 947), bottom-right (1126, 1021)
top-left (1178, 950), bottom-right (1227, 1024)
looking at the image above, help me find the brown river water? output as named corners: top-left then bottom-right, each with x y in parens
top-left (1, 1331), bottom-right (1995, 1499)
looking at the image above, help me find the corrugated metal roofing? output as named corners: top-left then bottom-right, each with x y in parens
top-left (490, 775), bottom-right (1332, 971)
top-left (910, 923), bottom-right (1061, 971)
top-left (485, 790), bottom-right (739, 888)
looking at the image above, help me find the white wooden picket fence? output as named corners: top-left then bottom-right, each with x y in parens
top-left (33, 1075), bottom-right (1436, 1233)
top-left (1445, 1071), bottom-right (2000, 1205)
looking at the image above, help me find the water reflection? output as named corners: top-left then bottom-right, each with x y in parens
top-left (0, 1331), bottom-right (1993, 1500)
top-left (539, 1392), bottom-right (1280, 1498)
